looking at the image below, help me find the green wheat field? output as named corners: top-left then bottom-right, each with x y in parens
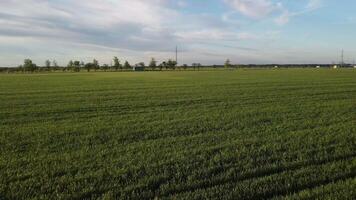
top-left (0, 69), bottom-right (355, 199)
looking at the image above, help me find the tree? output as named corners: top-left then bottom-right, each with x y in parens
top-left (52, 60), bottom-right (58, 68)
top-left (124, 61), bottom-right (131, 69)
top-left (17, 65), bottom-right (24, 72)
top-left (192, 63), bottom-right (201, 70)
top-left (23, 59), bottom-right (37, 72)
top-left (138, 62), bottom-right (145, 67)
top-left (183, 64), bottom-right (188, 70)
top-left (67, 60), bottom-right (74, 69)
top-left (102, 64), bottom-right (109, 71)
top-left (197, 63), bottom-right (201, 70)
top-left (73, 61), bottom-right (80, 66)
top-left (93, 59), bottom-right (99, 71)
top-left (149, 58), bottom-right (157, 70)
top-left (167, 59), bottom-right (177, 70)
top-left (84, 63), bottom-right (93, 72)
top-left (224, 59), bottom-right (231, 68)
top-left (160, 61), bottom-right (167, 70)
top-left (45, 60), bottom-right (51, 70)
top-left (73, 61), bottom-right (81, 72)
top-left (113, 56), bottom-right (121, 71)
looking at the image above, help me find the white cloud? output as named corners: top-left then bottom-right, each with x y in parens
top-left (224, 0), bottom-right (277, 19)
top-left (177, 0), bottom-right (188, 8)
top-left (274, 0), bottom-right (323, 26)
top-left (175, 29), bottom-right (257, 41)
top-left (224, 0), bottom-right (323, 25)
top-left (0, 1), bottom-right (180, 54)
top-left (306, 0), bottom-right (322, 10)
top-left (274, 10), bottom-right (290, 25)
top-left (0, 0), bottom-right (333, 66)
top-left (223, 0), bottom-right (290, 26)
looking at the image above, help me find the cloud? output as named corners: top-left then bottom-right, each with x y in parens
top-left (224, 0), bottom-right (276, 19)
top-left (0, 0), bottom-right (335, 66)
top-left (177, 0), bottom-right (188, 8)
top-left (306, 0), bottom-right (322, 10)
top-left (0, 0), bottom-right (176, 49)
top-left (274, 10), bottom-right (291, 25)
top-left (274, 0), bottom-right (323, 25)
top-left (174, 29), bottom-right (257, 42)
top-left (224, 0), bottom-right (323, 25)
top-left (223, 0), bottom-right (291, 25)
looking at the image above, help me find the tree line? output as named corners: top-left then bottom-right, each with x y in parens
top-left (1, 57), bottom-right (350, 73)
top-left (0, 57), bottom-right (206, 73)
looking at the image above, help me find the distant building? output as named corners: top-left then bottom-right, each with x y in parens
top-left (316, 66), bottom-right (320, 68)
top-left (333, 65), bottom-right (338, 69)
top-left (354, 66), bottom-right (356, 69)
top-left (133, 66), bottom-right (145, 71)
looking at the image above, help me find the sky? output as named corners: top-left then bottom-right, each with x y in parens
top-left (1, 0), bottom-right (356, 67)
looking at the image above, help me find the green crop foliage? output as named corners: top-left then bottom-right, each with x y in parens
top-left (0, 69), bottom-right (355, 199)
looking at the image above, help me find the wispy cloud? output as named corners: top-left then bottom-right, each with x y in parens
top-left (275, 0), bottom-right (323, 25)
top-left (224, 0), bottom-right (323, 25)
top-left (0, 0), bottom-right (353, 66)
top-left (224, 0), bottom-right (277, 19)
top-left (306, 0), bottom-right (323, 10)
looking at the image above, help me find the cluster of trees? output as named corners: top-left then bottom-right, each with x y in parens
top-left (66, 58), bottom-right (125, 72)
top-left (0, 57), bottom-right (243, 73)
top-left (2, 56), bottom-right (356, 73)
top-left (20, 59), bottom-right (38, 72)
top-left (3, 57), bottom-right (189, 73)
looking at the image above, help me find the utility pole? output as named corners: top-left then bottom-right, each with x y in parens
top-left (175, 45), bottom-right (178, 64)
top-left (341, 49), bottom-right (344, 67)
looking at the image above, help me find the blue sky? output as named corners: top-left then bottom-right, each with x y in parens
top-left (0, 0), bottom-right (356, 66)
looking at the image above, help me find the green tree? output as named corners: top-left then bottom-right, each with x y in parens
top-left (102, 64), bottom-right (109, 71)
top-left (224, 59), bottom-right (231, 68)
top-left (23, 59), bottom-right (37, 72)
top-left (93, 59), bottom-right (99, 71)
top-left (149, 58), bottom-right (157, 70)
top-left (167, 59), bottom-right (177, 70)
top-left (138, 62), bottom-right (145, 67)
top-left (17, 65), bottom-right (24, 72)
top-left (84, 63), bottom-right (93, 72)
top-left (45, 60), bottom-right (51, 70)
top-left (113, 57), bottom-right (121, 71)
top-left (52, 60), bottom-right (58, 68)
top-left (67, 60), bottom-right (74, 69)
top-left (124, 61), bottom-right (131, 69)
top-left (160, 61), bottom-right (167, 70)
top-left (73, 61), bottom-right (81, 72)
top-left (192, 63), bottom-right (201, 70)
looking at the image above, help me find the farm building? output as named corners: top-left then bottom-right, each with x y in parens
top-left (333, 65), bottom-right (338, 69)
top-left (133, 66), bottom-right (145, 71)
